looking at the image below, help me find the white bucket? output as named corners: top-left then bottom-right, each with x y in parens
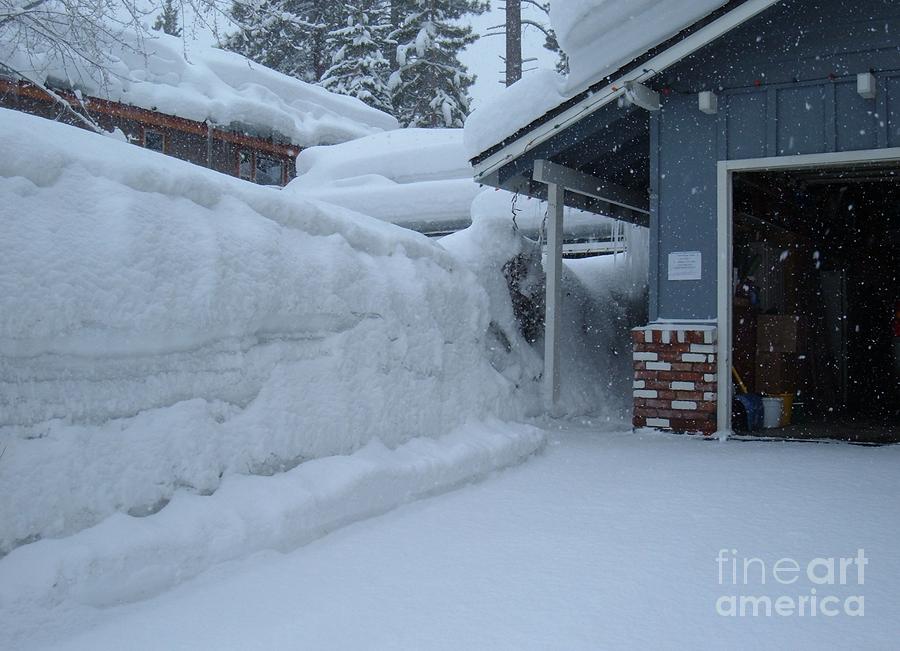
top-left (761, 397), bottom-right (783, 429)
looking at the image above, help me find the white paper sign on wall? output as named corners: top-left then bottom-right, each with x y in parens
top-left (668, 251), bottom-right (702, 281)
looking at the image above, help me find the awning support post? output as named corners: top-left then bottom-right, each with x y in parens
top-left (544, 180), bottom-right (564, 408)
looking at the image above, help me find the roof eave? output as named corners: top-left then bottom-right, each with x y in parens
top-left (471, 0), bottom-right (783, 181)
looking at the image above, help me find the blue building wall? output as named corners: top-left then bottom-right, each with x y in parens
top-left (650, 0), bottom-right (900, 322)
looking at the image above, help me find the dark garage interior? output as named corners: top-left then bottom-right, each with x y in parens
top-left (731, 163), bottom-right (899, 443)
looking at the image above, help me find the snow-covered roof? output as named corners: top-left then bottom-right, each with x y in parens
top-left (1, 31), bottom-right (398, 146)
top-left (464, 0), bottom-right (732, 159)
top-left (288, 128), bottom-right (617, 238)
top-left (288, 128), bottom-right (481, 234)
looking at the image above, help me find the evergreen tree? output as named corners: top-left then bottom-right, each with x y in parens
top-left (321, 2), bottom-right (393, 114)
top-left (153, 0), bottom-right (182, 37)
top-left (388, 0), bottom-right (488, 128)
top-left (225, 1), bottom-right (343, 83)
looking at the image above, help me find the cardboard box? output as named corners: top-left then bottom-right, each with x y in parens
top-left (756, 315), bottom-right (805, 353)
top-left (755, 352), bottom-right (799, 395)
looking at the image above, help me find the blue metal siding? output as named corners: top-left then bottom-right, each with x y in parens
top-left (835, 81), bottom-right (880, 152)
top-left (654, 95), bottom-right (719, 320)
top-left (725, 90), bottom-right (768, 160)
top-left (888, 75), bottom-right (900, 147)
top-left (649, 0), bottom-right (900, 321)
top-left (775, 84), bottom-right (829, 155)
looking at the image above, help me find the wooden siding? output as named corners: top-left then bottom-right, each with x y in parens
top-left (0, 78), bottom-right (299, 186)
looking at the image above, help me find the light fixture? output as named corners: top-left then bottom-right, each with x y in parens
top-left (624, 81), bottom-right (661, 112)
top-left (699, 90), bottom-right (718, 115)
top-left (857, 72), bottom-right (876, 99)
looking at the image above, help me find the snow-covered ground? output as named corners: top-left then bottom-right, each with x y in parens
top-left (5, 423), bottom-right (898, 650)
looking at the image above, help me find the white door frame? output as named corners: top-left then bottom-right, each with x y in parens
top-left (716, 147), bottom-right (900, 436)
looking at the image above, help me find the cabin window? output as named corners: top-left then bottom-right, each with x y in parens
top-left (143, 129), bottom-right (165, 153)
top-left (255, 155), bottom-right (284, 186)
top-left (238, 150), bottom-right (253, 181)
top-left (237, 150), bottom-right (287, 186)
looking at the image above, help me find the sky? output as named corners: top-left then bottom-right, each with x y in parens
top-left (458, 3), bottom-right (559, 111)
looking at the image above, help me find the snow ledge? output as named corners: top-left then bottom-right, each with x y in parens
top-left (0, 420), bottom-right (545, 611)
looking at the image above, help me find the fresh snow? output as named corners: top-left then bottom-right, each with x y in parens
top-left (464, 0), bottom-right (729, 157)
top-left (0, 30), bottom-right (398, 145)
top-left (6, 424), bottom-right (898, 650)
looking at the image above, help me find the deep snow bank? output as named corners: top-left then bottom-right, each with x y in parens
top-left (0, 109), bottom-right (521, 553)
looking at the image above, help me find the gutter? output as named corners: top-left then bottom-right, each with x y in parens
top-left (472, 0), bottom-right (783, 181)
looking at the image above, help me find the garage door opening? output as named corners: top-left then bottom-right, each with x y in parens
top-left (725, 160), bottom-right (899, 443)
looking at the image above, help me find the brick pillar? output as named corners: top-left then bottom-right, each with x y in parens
top-left (631, 326), bottom-right (718, 435)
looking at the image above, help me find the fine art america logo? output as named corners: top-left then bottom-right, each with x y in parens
top-left (716, 549), bottom-right (867, 617)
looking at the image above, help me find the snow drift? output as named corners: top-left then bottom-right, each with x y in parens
top-left (0, 108), bottom-right (522, 553)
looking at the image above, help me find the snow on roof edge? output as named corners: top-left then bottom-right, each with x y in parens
top-left (1, 31), bottom-right (399, 147)
top-left (464, 0), bottom-right (742, 161)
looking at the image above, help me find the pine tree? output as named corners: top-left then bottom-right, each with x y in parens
top-left (485, 0), bottom-right (568, 82)
top-left (321, 2), bottom-right (393, 114)
top-left (153, 0), bottom-right (182, 37)
top-left (388, 0), bottom-right (488, 128)
top-left (225, 1), bottom-right (343, 83)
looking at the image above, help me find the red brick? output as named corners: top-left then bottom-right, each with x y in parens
top-left (653, 408), bottom-right (685, 420)
top-left (633, 361), bottom-right (646, 371)
top-left (635, 398), bottom-right (674, 410)
top-left (670, 418), bottom-right (716, 433)
top-left (694, 363), bottom-right (717, 373)
top-left (686, 331), bottom-right (707, 344)
top-left (634, 370), bottom-right (661, 381)
top-left (669, 371), bottom-right (703, 384)
top-left (673, 391), bottom-right (704, 401)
